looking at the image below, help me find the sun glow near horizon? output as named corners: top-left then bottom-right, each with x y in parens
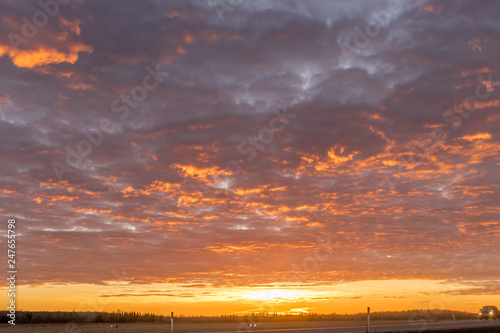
top-left (4, 279), bottom-right (496, 316)
top-left (241, 289), bottom-right (307, 302)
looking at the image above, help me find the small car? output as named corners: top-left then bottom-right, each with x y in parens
top-left (478, 306), bottom-right (500, 320)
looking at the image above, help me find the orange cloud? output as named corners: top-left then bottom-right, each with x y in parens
top-left (177, 46), bottom-right (186, 54)
top-left (476, 100), bottom-right (500, 109)
top-left (172, 163), bottom-right (230, 183)
top-left (461, 133), bottom-right (491, 141)
top-left (50, 195), bottom-right (75, 202)
top-left (59, 17), bottom-right (81, 35)
top-left (121, 181), bottom-right (180, 197)
top-left (7, 44), bottom-right (92, 68)
top-left (328, 146), bottom-right (356, 165)
top-left (184, 33), bottom-right (194, 44)
top-left (0, 188), bottom-right (17, 195)
top-left (235, 187), bottom-right (264, 196)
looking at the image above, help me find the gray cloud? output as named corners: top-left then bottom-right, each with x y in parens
top-left (0, 0), bottom-right (498, 290)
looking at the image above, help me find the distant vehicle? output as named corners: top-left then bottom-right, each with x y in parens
top-left (478, 306), bottom-right (500, 320)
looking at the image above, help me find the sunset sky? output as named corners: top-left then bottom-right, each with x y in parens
top-left (1, 0), bottom-right (499, 316)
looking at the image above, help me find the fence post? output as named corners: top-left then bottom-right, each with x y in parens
top-left (171, 312), bottom-right (173, 333)
top-left (367, 307), bottom-right (370, 333)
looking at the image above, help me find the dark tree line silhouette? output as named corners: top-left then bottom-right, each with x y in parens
top-left (0, 310), bottom-right (166, 324)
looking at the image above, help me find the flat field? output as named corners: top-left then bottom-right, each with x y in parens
top-left (2, 320), bottom-right (500, 333)
top-left (0, 320), bottom-right (406, 333)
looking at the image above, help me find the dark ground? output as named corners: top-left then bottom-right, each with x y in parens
top-left (408, 327), bottom-right (500, 333)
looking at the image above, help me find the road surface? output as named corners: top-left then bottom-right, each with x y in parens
top-left (211, 319), bottom-right (500, 333)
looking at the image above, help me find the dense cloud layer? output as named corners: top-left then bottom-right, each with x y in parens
top-left (0, 0), bottom-right (499, 298)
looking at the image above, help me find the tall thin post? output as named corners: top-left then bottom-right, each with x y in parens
top-left (366, 307), bottom-right (370, 333)
top-left (171, 311), bottom-right (173, 333)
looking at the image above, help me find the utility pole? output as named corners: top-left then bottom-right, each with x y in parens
top-left (366, 307), bottom-right (370, 333)
top-left (171, 311), bottom-right (174, 333)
